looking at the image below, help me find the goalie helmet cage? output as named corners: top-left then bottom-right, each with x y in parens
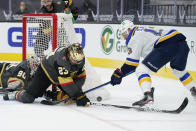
top-left (22, 13), bottom-right (78, 60)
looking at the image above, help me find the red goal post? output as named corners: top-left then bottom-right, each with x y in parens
top-left (22, 13), bottom-right (77, 92)
top-left (22, 14), bottom-right (58, 60)
top-left (22, 13), bottom-right (76, 60)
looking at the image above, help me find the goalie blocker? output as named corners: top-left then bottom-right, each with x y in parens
top-left (14, 43), bottom-right (90, 106)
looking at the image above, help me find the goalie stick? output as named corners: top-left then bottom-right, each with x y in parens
top-left (89, 97), bottom-right (188, 114)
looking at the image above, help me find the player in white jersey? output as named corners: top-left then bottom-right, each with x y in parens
top-left (110, 20), bottom-right (196, 107)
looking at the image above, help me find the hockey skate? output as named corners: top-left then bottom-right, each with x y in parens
top-left (190, 87), bottom-right (196, 100)
top-left (132, 87), bottom-right (154, 107)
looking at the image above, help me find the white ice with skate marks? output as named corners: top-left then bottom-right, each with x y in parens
top-left (0, 67), bottom-right (196, 131)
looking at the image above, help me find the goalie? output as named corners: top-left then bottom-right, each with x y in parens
top-left (0, 56), bottom-right (40, 93)
top-left (0, 56), bottom-right (78, 104)
top-left (6, 43), bottom-right (90, 106)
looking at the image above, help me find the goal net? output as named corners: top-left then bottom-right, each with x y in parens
top-left (22, 13), bottom-right (110, 101)
top-left (22, 13), bottom-right (78, 59)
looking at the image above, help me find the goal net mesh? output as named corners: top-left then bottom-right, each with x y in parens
top-left (23, 13), bottom-right (78, 59)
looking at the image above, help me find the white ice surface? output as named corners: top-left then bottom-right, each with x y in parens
top-left (0, 67), bottom-right (196, 131)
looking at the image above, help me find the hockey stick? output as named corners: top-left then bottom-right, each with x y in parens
top-left (41, 70), bottom-right (135, 105)
top-left (40, 81), bottom-right (111, 105)
top-left (89, 97), bottom-right (188, 114)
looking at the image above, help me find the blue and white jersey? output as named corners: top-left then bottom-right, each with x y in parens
top-left (125, 26), bottom-right (180, 66)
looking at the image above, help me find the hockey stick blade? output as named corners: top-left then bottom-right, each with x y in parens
top-left (161, 97), bottom-right (188, 114)
top-left (89, 97), bottom-right (188, 114)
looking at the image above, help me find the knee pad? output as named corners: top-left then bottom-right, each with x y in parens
top-left (171, 68), bottom-right (186, 78)
top-left (136, 63), bottom-right (152, 77)
top-left (17, 90), bottom-right (35, 103)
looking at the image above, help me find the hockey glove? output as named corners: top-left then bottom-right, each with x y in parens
top-left (43, 90), bottom-right (58, 101)
top-left (111, 68), bottom-right (123, 86)
top-left (6, 81), bottom-right (23, 92)
top-left (75, 93), bottom-right (90, 107)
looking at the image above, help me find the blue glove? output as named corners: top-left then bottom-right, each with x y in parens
top-left (111, 68), bottom-right (123, 86)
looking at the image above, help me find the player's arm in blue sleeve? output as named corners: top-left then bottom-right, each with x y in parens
top-left (111, 57), bottom-right (139, 86)
top-left (111, 32), bottom-right (142, 86)
top-left (121, 57), bottom-right (139, 76)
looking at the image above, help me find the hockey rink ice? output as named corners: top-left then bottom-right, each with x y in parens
top-left (0, 67), bottom-right (196, 131)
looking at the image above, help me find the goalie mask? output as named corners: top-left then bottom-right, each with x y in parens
top-left (67, 43), bottom-right (85, 65)
top-left (27, 55), bottom-right (40, 76)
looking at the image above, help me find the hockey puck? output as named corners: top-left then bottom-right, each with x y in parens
top-left (97, 96), bottom-right (102, 102)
